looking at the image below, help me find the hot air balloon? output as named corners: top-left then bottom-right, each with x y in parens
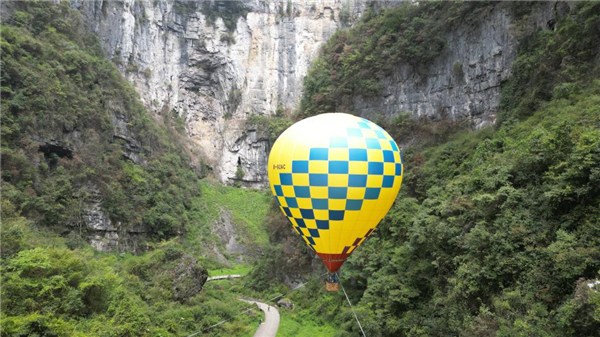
top-left (267, 113), bottom-right (403, 291)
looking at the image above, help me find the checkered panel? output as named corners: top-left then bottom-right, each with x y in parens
top-left (342, 228), bottom-right (375, 255)
top-left (270, 117), bottom-right (402, 249)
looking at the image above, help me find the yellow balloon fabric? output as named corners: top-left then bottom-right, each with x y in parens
top-left (267, 113), bottom-right (403, 272)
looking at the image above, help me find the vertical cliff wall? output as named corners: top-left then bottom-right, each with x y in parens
top-left (352, 2), bottom-right (564, 129)
top-left (70, 0), bottom-right (369, 187)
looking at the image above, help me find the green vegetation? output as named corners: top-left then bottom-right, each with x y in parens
top-left (3, 1), bottom-right (600, 337)
top-left (452, 61), bottom-right (464, 81)
top-left (235, 164), bottom-right (245, 180)
top-left (235, 163), bottom-right (246, 188)
top-left (275, 103), bottom-right (286, 117)
top-left (498, 1), bottom-right (600, 124)
top-left (339, 4), bottom-right (351, 26)
top-left (220, 32), bottom-right (236, 45)
top-left (246, 114), bottom-right (293, 143)
top-left (274, 279), bottom-right (349, 337)
top-left (242, 105), bottom-right (294, 148)
top-left (201, 0), bottom-right (248, 33)
top-left (0, 3), bottom-right (273, 336)
top-left (226, 85), bottom-right (243, 118)
top-left (341, 82), bottom-right (600, 335)
top-left (208, 265), bottom-right (252, 277)
top-left (0, 205), bottom-right (261, 336)
top-left (278, 308), bottom-right (339, 337)
top-left (197, 178), bottom-right (271, 247)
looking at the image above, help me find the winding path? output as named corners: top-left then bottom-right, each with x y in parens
top-left (241, 299), bottom-right (280, 337)
top-left (206, 273), bottom-right (280, 336)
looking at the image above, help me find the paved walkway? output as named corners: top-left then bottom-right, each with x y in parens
top-left (241, 300), bottom-right (280, 337)
top-left (206, 274), bottom-right (279, 336)
top-left (206, 274), bottom-right (243, 282)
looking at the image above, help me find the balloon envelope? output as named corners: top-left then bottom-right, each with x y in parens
top-left (268, 113), bottom-right (403, 272)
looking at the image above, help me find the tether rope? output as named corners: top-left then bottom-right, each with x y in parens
top-left (341, 282), bottom-right (367, 337)
top-left (185, 272), bottom-right (328, 337)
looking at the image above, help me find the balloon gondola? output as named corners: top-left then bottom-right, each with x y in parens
top-left (267, 113), bottom-right (403, 291)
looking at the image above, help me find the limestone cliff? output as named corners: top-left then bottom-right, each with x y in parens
top-left (70, 0), bottom-right (368, 187)
top-left (353, 2), bottom-right (567, 129)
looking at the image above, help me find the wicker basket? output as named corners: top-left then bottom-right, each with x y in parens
top-left (326, 281), bottom-right (339, 292)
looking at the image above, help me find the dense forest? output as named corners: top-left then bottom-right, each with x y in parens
top-left (2, 1), bottom-right (600, 337)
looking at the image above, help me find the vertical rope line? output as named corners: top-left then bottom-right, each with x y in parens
top-left (340, 282), bottom-right (367, 337)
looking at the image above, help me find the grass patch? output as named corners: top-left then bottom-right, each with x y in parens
top-left (208, 264), bottom-right (252, 277)
top-left (278, 308), bottom-right (339, 337)
top-left (200, 279), bottom-right (265, 337)
top-left (180, 178), bottom-right (273, 266)
top-left (198, 178), bottom-right (271, 246)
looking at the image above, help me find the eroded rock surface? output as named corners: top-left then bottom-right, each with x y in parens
top-left (71, 0), bottom-right (367, 187)
top-left (171, 254), bottom-right (209, 302)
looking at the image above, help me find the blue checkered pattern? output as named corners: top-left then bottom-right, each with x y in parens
top-left (272, 118), bottom-right (402, 247)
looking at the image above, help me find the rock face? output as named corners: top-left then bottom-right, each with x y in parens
top-left (70, 0), bottom-right (368, 187)
top-left (354, 2), bottom-right (561, 128)
top-left (277, 298), bottom-right (294, 309)
top-left (211, 208), bottom-right (246, 263)
top-left (82, 187), bottom-right (147, 253)
top-left (29, 110), bottom-right (148, 253)
top-left (171, 254), bottom-right (209, 303)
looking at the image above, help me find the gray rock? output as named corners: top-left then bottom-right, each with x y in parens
top-left (171, 254), bottom-right (209, 303)
top-left (77, 186), bottom-right (149, 253)
top-left (277, 298), bottom-right (293, 309)
top-left (69, 0), bottom-right (371, 188)
top-left (109, 103), bottom-right (144, 164)
top-left (212, 208), bottom-right (246, 261)
top-left (353, 2), bottom-right (558, 130)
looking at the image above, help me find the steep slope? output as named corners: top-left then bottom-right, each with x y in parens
top-left (1, 0), bottom-right (277, 254)
top-left (1, 1), bottom-right (209, 251)
top-left (0, 213), bottom-right (262, 336)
